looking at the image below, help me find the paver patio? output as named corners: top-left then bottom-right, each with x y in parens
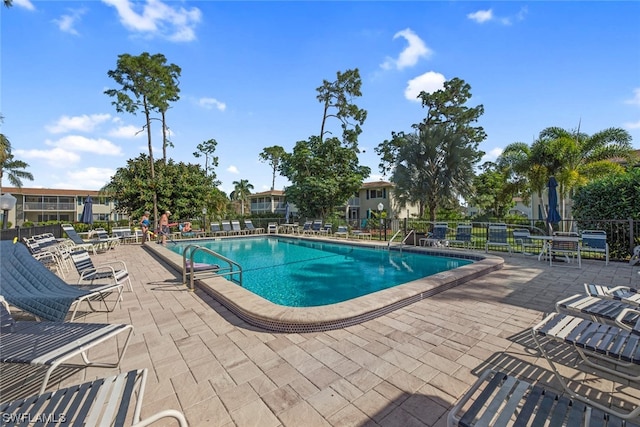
top-left (2, 240), bottom-right (640, 426)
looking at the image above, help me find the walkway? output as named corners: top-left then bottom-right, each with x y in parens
top-left (3, 241), bottom-right (640, 426)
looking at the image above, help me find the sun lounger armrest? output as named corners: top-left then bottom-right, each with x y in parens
top-left (555, 294), bottom-right (586, 312)
top-left (616, 308), bottom-right (640, 333)
top-left (95, 260), bottom-right (128, 271)
top-left (609, 285), bottom-right (635, 294)
top-left (132, 409), bottom-right (188, 427)
top-left (79, 265), bottom-right (117, 282)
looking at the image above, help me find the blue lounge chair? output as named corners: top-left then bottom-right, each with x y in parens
top-left (0, 241), bottom-right (123, 322)
top-left (421, 222), bottom-right (449, 246)
top-left (581, 229), bottom-right (609, 265)
top-left (221, 220), bottom-right (233, 235)
top-left (210, 222), bottom-right (226, 236)
top-left (0, 296), bottom-right (133, 395)
top-left (0, 369), bottom-right (187, 426)
top-left (61, 224), bottom-right (107, 254)
top-left (243, 219), bottom-right (264, 234)
top-left (449, 224), bottom-right (472, 249)
top-left (484, 223), bottom-right (512, 255)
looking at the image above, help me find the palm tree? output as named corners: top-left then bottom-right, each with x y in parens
top-left (497, 142), bottom-right (548, 220)
top-left (534, 126), bottom-right (633, 218)
top-left (1, 152), bottom-right (34, 194)
top-left (392, 125), bottom-right (481, 221)
top-left (0, 131), bottom-right (34, 194)
top-left (230, 179), bottom-right (254, 216)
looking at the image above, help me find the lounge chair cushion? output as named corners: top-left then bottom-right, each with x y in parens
top-left (0, 241), bottom-right (93, 322)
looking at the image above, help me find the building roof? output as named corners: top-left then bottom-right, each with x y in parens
top-left (1, 187), bottom-right (102, 197)
top-left (361, 181), bottom-right (393, 188)
top-left (249, 189), bottom-right (285, 197)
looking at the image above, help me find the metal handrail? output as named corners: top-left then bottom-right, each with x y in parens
top-left (388, 229), bottom-right (404, 250)
top-left (182, 244), bottom-right (243, 290)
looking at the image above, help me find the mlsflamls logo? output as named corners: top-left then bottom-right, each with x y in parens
top-left (2, 413), bottom-right (67, 423)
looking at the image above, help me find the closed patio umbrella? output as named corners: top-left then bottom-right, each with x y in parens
top-left (284, 203), bottom-right (290, 223)
top-left (80, 195), bottom-right (93, 225)
top-left (546, 177), bottom-right (561, 229)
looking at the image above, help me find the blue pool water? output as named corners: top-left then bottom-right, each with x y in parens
top-left (170, 237), bottom-right (473, 307)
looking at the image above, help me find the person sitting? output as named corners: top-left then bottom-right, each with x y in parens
top-left (182, 222), bottom-right (192, 232)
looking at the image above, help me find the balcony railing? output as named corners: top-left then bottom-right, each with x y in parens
top-left (23, 203), bottom-right (76, 211)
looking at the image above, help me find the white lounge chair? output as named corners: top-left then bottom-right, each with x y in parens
top-left (0, 369), bottom-right (187, 426)
top-left (70, 249), bottom-right (133, 292)
top-left (448, 369), bottom-right (639, 426)
top-left (532, 310), bottom-right (640, 419)
top-left (0, 296), bottom-right (133, 395)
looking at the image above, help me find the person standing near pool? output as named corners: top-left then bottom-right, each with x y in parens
top-left (140, 211), bottom-right (151, 243)
top-left (159, 210), bottom-right (177, 245)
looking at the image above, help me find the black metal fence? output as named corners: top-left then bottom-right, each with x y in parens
top-left (2, 218), bottom-right (638, 262)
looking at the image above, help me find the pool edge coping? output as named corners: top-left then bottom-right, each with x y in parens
top-left (145, 235), bottom-right (504, 332)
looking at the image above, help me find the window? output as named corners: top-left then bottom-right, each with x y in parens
top-left (366, 189), bottom-right (387, 199)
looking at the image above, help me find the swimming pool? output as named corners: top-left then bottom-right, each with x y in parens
top-left (169, 236), bottom-right (473, 307)
top-left (148, 235), bottom-right (503, 332)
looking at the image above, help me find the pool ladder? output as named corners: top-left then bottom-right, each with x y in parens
top-left (388, 229), bottom-right (412, 254)
top-left (182, 244), bottom-right (243, 291)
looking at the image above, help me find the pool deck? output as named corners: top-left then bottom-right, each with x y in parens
top-left (4, 237), bottom-right (640, 426)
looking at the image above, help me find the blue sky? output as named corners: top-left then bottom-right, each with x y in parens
top-left (2, 1), bottom-right (639, 194)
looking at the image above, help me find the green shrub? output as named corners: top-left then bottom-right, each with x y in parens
top-left (573, 168), bottom-right (640, 258)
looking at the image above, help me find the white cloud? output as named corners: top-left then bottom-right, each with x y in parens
top-left (381, 28), bottom-right (432, 70)
top-left (624, 120), bottom-right (640, 130)
top-left (14, 147), bottom-right (81, 167)
top-left (53, 8), bottom-right (86, 35)
top-left (227, 165), bottom-right (239, 174)
top-left (482, 147), bottom-right (504, 164)
top-left (625, 88), bottom-right (640, 106)
top-left (46, 114), bottom-right (111, 133)
top-left (198, 97), bottom-right (227, 111)
top-left (404, 71), bottom-right (446, 102)
top-left (46, 135), bottom-right (123, 156)
top-left (467, 9), bottom-right (493, 24)
top-left (102, 0), bottom-right (202, 42)
top-left (60, 167), bottom-right (116, 190)
top-left (13, 0), bottom-right (35, 10)
top-left (108, 124), bottom-right (144, 138)
top-left (468, 7), bottom-right (527, 25)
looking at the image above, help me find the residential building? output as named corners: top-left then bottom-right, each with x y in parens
top-left (0, 187), bottom-right (127, 227)
top-left (248, 190), bottom-right (288, 215)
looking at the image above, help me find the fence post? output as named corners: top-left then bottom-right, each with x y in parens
top-left (630, 218), bottom-right (635, 253)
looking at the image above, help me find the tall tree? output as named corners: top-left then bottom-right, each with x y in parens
top-left (105, 52), bottom-right (181, 227)
top-left (316, 68), bottom-right (367, 150)
top-left (281, 136), bottom-right (370, 219)
top-left (230, 179), bottom-right (254, 216)
top-left (281, 69), bottom-right (370, 218)
top-left (101, 154), bottom-right (218, 222)
top-left (497, 142), bottom-right (548, 218)
top-left (259, 145), bottom-right (286, 190)
top-left (469, 162), bottom-right (516, 218)
top-left (376, 77), bottom-right (485, 220)
top-left (154, 61), bottom-right (181, 163)
top-left (389, 125), bottom-right (481, 220)
top-left (193, 139), bottom-right (220, 181)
